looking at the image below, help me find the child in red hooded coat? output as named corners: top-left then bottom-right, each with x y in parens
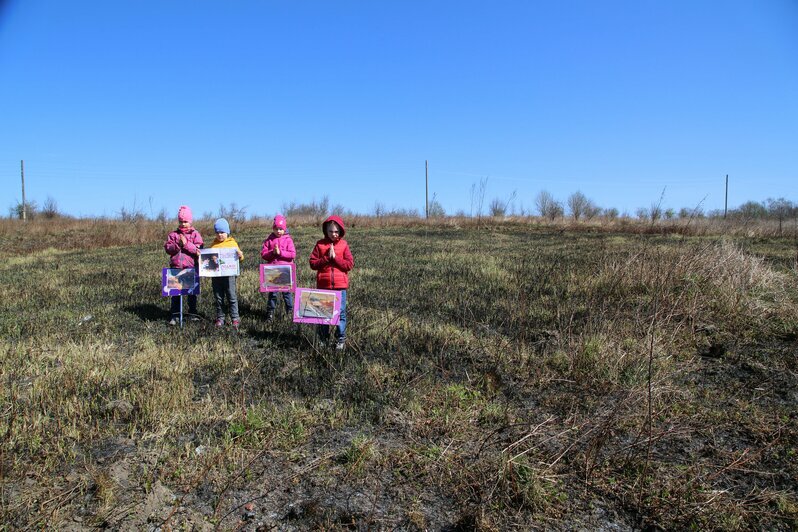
top-left (308, 215), bottom-right (353, 349)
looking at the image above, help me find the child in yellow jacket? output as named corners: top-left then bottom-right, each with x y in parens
top-left (208, 218), bottom-right (244, 329)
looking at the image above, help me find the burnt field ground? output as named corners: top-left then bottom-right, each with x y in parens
top-left (1, 220), bottom-right (797, 530)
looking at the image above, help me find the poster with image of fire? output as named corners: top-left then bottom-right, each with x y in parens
top-left (259, 262), bottom-right (296, 292)
top-left (293, 288), bottom-right (340, 325)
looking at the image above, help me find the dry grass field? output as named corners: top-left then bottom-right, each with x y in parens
top-left (0, 217), bottom-right (796, 530)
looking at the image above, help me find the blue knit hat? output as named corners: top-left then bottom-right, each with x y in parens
top-left (214, 218), bottom-right (230, 234)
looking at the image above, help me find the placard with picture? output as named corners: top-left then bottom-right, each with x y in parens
top-left (259, 262), bottom-right (297, 292)
top-left (162, 268), bottom-right (200, 296)
top-left (293, 288), bottom-right (341, 325)
top-left (199, 248), bottom-right (240, 277)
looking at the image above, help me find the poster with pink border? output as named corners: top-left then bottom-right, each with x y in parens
top-left (293, 288), bottom-right (341, 325)
top-left (259, 262), bottom-right (297, 292)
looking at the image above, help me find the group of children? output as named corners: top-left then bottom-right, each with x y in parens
top-left (164, 205), bottom-right (352, 349)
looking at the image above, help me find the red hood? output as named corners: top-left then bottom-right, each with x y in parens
top-left (322, 215), bottom-right (346, 238)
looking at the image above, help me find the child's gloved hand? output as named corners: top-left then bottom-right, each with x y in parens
top-left (180, 235), bottom-right (187, 247)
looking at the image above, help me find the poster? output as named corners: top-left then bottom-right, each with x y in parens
top-left (293, 288), bottom-right (341, 325)
top-left (259, 262), bottom-right (296, 292)
top-left (199, 248), bottom-right (240, 277)
top-left (162, 268), bottom-right (200, 296)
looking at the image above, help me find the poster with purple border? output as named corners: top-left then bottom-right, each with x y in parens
top-left (259, 262), bottom-right (297, 293)
top-left (293, 288), bottom-right (341, 325)
top-left (162, 268), bottom-right (200, 296)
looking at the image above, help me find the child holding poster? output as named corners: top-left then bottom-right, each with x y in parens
top-left (260, 214), bottom-right (297, 320)
top-left (208, 218), bottom-right (244, 329)
top-left (309, 215), bottom-right (354, 350)
top-left (164, 205), bottom-right (204, 325)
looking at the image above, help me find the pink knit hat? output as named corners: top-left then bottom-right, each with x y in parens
top-left (273, 214), bottom-right (287, 230)
top-left (178, 205), bottom-right (193, 223)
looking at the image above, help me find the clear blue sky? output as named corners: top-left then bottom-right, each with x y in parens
top-left (1, 1), bottom-right (796, 219)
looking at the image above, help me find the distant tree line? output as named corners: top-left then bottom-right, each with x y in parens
top-left (8, 192), bottom-right (798, 230)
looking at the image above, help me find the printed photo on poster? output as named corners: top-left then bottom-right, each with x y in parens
top-left (293, 288), bottom-right (341, 325)
top-left (259, 262), bottom-right (296, 292)
top-left (199, 248), bottom-right (240, 277)
top-left (162, 268), bottom-right (200, 296)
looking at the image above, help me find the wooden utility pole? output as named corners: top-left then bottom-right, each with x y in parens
top-left (425, 160), bottom-right (429, 219)
top-left (20, 160), bottom-right (26, 221)
top-left (724, 174), bottom-right (728, 219)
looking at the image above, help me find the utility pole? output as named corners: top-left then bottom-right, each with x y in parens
top-left (20, 160), bottom-right (26, 222)
top-left (425, 160), bottom-right (429, 219)
top-left (724, 174), bottom-right (728, 219)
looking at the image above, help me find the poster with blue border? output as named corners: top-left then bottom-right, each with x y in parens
top-left (162, 268), bottom-right (200, 296)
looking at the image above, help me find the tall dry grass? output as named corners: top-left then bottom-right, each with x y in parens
top-left (3, 214), bottom-right (797, 256)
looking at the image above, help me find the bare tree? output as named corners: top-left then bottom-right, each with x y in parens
top-left (428, 193), bottom-right (446, 218)
top-left (488, 198), bottom-right (506, 218)
top-left (41, 196), bottom-right (59, 219)
top-left (218, 202), bottom-right (248, 224)
top-left (647, 188), bottom-right (666, 224)
top-left (678, 206), bottom-right (704, 219)
top-left (10, 200), bottom-right (38, 220)
top-left (118, 201), bottom-right (145, 222)
top-left (489, 190), bottom-right (517, 218)
top-left (536, 190), bottom-right (563, 220)
top-left (584, 203), bottom-right (602, 220)
top-left (732, 201), bottom-right (767, 220)
top-left (567, 191), bottom-right (591, 221)
top-left (648, 202), bottom-right (662, 222)
top-left (282, 196), bottom-right (330, 218)
top-left (766, 197), bottom-right (796, 235)
top-left (470, 177), bottom-right (489, 219)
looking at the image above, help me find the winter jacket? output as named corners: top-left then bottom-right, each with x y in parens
top-left (260, 233), bottom-right (296, 263)
top-left (309, 215), bottom-right (354, 289)
top-left (165, 226), bottom-right (204, 268)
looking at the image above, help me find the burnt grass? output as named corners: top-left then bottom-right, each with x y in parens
top-left (1, 221), bottom-right (797, 530)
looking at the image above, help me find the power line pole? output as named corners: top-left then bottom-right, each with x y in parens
top-left (20, 160), bottom-right (26, 222)
top-left (425, 160), bottom-right (429, 219)
top-left (724, 174), bottom-right (728, 219)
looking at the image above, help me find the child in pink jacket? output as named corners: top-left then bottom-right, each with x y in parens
top-left (260, 214), bottom-right (296, 320)
top-left (164, 205), bottom-right (203, 324)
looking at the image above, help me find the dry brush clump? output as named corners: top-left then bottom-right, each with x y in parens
top-left (353, 229), bottom-right (798, 527)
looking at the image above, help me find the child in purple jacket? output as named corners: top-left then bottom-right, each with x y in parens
top-left (164, 205), bottom-right (204, 325)
top-left (260, 214), bottom-right (296, 320)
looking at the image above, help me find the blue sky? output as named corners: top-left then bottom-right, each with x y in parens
top-left (1, 1), bottom-right (796, 219)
